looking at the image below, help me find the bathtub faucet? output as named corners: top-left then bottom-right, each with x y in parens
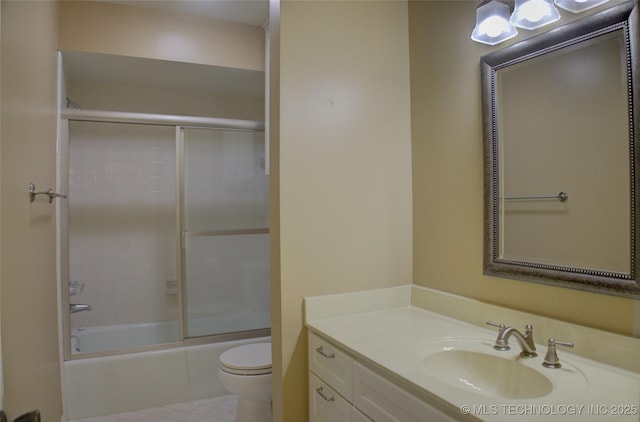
top-left (70, 303), bottom-right (92, 314)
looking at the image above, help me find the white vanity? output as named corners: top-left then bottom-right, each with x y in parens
top-left (309, 330), bottom-right (456, 421)
top-left (305, 286), bottom-right (640, 421)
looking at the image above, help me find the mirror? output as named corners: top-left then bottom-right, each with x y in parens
top-left (482, 1), bottom-right (640, 297)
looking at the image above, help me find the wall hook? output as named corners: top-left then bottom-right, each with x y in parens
top-left (29, 182), bottom-right (67, 203)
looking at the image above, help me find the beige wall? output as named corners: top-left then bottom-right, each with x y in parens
top-left (274, 1), bottom-right (413, 420)
top-left (66, 81), bottom-right (264, 121)
top-left (0, 0), bottom-right (63, 419)
top-left (58, 0), bottom-right (265, 71)
top-left (409, 1), bottom-right (638, 336)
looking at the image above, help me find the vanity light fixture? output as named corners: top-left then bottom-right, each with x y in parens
top-left (471, 0), bottom-right (518, 45)
top-left (554, 0), bottom-right (609, 13)
top-left (510, 0), bottom-right (561, 30)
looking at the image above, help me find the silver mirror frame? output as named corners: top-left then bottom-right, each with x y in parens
top-left (482, 1), bottom-right (640, 297)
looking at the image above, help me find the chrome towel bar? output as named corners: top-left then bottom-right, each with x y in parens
top-left (503, 191), bottom-right (568, 202)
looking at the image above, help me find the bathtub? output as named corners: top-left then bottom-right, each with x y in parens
top-left (63, 333), bottom-right (270, 420)
top-left (71, 321), bottom-right (180, 354)
top-left (71, 313), bottom-right (270, 354)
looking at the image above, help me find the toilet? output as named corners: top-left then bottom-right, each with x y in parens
top-left (219, 342), bottom-right (272, 422)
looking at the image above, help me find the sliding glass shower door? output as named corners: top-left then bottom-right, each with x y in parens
top-left (64, 119), bottom-right (269, 358)
top-left (180, 127), bottom-right (270, 338)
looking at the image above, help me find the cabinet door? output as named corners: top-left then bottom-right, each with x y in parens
top-left (310, 372), bottom-right (353, 422)
top-left (353, 362), bottom-right (456, 422)
top-left (309, 331), bottom-right (354, 400)
top-left (351, 407), bottom-right (373, 422)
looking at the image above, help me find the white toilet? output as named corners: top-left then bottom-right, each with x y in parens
top-left (219, 342), bottom-right (272, 422)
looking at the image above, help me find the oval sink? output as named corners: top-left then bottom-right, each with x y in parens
top-left (422, 350), bottom-right (552, 399)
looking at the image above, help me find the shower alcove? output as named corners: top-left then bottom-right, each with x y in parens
top-left (57, 50), bottom-right (270, 360)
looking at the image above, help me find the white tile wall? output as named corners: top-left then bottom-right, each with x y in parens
top-left (68, 121), bottom-right (178, 329)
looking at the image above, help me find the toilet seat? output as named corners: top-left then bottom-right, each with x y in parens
top-left (219, 342), bottom-right (272, 376)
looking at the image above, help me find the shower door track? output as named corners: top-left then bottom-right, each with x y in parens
top-left (184, 228), bottom-right (269, 237)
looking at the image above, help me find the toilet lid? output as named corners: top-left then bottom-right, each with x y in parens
top-left (219, 342), bottom-right (272, 375)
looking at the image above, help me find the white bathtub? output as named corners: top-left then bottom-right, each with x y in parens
top-left (71, 321), bottom-right (180, 354)
top-left (72, 313), bottom-right (271, 354)
top-left (63, 334), bottom-right (271, 420)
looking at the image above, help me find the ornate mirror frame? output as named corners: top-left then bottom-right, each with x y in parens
top-left (482, 1), bottom-right (640, 297)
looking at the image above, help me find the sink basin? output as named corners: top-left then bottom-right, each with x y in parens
top-left (422, 350), bottom-right (553, 399)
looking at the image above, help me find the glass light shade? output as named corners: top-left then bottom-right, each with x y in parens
top-left (471, 0), bottom-right (518, 45)
top-left (554, 0), bottom-right (609, 13)
top-left (510, 0), bottom-right (561, 30)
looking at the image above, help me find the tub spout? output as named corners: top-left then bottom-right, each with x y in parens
top-left (70, 303), bottom-right (92, 314)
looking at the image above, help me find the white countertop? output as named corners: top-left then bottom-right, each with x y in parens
top-left (305, 293), bottom-right (640, 421)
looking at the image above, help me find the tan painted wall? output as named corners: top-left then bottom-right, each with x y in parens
top-left (409, 1), bottom-right (637, 336)
top-left (275, 1), bottom-right (413, 420)
top-left (0, 0), bottom-right (63, 419)
top-left (66, 81), bottom-right (264, 121)
top-left (58, 0), bottom-right (265, 71)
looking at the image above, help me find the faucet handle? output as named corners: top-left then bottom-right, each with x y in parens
top-left (486, 321), bottom-right (506, 331)
top-left (487, 321), bottom-right (510, 351)
top-left (542, 338), bottom-right (574, 368)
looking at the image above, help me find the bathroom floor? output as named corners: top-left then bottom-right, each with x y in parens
top-left (69, 395), bottom-right (237, 422)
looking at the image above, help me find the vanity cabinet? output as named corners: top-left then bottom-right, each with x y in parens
top-left (309, 331), bottom-right (456, 422)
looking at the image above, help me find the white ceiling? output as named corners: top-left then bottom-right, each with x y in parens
top-left (104, 0), bottom-right (269, 26)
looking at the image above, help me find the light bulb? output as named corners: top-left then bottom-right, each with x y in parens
top-left (519, 0), bottom-right (552, 22)
top-left (479, 15), bottom-right (511, 37)
top-left (471, 0), bottom-right (518, 45)
top-left (511, 0), bottom-right (560, 30)
top-left (555, 0), bottom-right (609, 13)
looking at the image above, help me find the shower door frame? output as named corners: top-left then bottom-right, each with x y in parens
top-left (58, 110), bottom-right (270, 361)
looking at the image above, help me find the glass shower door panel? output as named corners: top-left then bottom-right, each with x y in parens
top-left (184, 234), bottom-right (270, 337)
top-left (183, 128), bottom-right (268, 231)
top-left (68, 121), bottom-right (179, 354)
top-left (182, 127), bottom-right (270, 338)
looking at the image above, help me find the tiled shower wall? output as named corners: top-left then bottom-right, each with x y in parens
top-left (68, 121), bottom-right (178, 329)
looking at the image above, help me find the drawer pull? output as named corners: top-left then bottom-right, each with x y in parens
top-left (316, 386), bottom-right (335, 402)
top-left (316, 346), bottom-right (335, 359)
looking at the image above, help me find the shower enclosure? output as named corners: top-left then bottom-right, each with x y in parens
top-left (59, 112), bottom-right (270, 358)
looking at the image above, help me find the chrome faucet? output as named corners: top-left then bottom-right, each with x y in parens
top-left (486, 321), bottom-right (537, 357)
top-left (70, 303), bottom-right (92, 314)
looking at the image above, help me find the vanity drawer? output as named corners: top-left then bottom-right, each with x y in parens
top-left (353, 362), bottom-right (455, 422)
top-left (351, 407), bottom-right (373, 421)
top-left (309, 331), bottom-right (353, 400)
top-left (310, 372), bottom-right (353, 422)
